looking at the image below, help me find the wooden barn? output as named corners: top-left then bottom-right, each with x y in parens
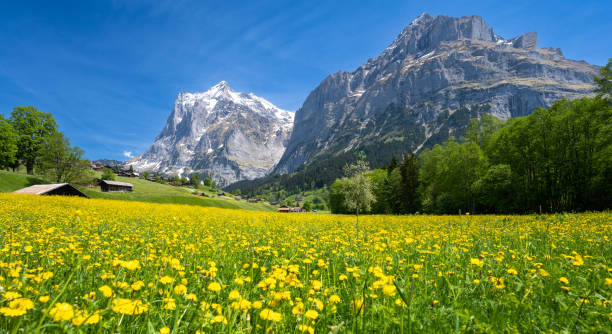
top-left (100, 180), bottom-right (133, 192)
top-left (13, 183), bottom-right (89, 198)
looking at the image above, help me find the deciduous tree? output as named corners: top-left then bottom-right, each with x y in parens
top-left (9, 106), bottom-right (57, 174)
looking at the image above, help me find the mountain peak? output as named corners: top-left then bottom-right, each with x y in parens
top-left (386, 14), bottom-right (496, 56)
top-left (209, 80), bottom-right (232, 93)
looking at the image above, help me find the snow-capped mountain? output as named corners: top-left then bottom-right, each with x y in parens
top-left (127, 81), bottom-right (294, 186)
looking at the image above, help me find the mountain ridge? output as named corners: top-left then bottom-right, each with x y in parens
top-left (273, 13), bottom-right (598, 174)
top-left (127, 82), bottom-right (294, 186)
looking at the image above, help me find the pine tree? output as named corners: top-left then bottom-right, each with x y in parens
top-left (399, 153), bottom-right (420, 213)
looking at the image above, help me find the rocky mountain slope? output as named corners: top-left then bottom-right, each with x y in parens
top-left (127, 81), bottom-right (294, 186)
top-left (273, 13), bottom-right (599, 174)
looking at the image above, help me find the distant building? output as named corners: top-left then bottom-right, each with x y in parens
top-left (13, 183), bottom-right (89, 198)
top-left (217, 192), bottom-right (226, 196)
top-left (277, 206), bottom-right (307, 213)
top-left (100, 180), bottom-right (133, 192)
top-left (89, 162), bottom-right (105, 172)
top-left (269, 201), bottom-right (279, 205)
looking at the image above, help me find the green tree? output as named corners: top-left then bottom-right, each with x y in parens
top-left (302, 201), bottom-right (313, 211)
top-left (399, 153), bottom-right (420, 213)
top-left (203, 177), bottom-right (212, 187)
top-left (420, 138), bottom-right (488, 214)
top-left (190, 174), bottom-right (200, 187)
top-left (386, 155), bottom-right (399, 174)
top-left (366, 169), bottom-right (389, 214)
top-left (471, 164), bottom-right (515, 213)
top-left (101, 168), bottom-right (116, 181)
top-left (37, 132), bottom-right (90, 183)
top-left (488, 98), bottom-right (611, 212)
top-left (144, 171), bottom-right (150, 179)
top-left (594, 58), bottom-right (611, 100)
top-left (340, 155), bottom-right (376, 227)
top-left (465, 113), bottom-right (504, 152)
top-left (0, 115), bottom-right (17, 170)
top-left (329, 179), bottom-right (348, 214)
top-left (211, 180), bottom-right (217, 189)
top-left (9, 106), bottom-right (58, 174)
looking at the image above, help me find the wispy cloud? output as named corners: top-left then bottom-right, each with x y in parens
top-left (123, 151), bottom-right (133, 158)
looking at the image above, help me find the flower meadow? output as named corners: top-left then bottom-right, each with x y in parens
top-left (0, 194), bottom-right (611, 333)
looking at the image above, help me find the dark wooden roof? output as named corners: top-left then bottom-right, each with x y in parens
top-left (101, 180), bottom-right (133, 187)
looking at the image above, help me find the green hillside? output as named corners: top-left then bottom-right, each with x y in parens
top-left (0, 170), bottom-right (49, 192)
top-left (0, 171), bottom-right (275, 212)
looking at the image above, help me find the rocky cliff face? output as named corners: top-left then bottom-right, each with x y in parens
top-left (127, 81), bottom-right (294, 186)
top-left (274, 13), bottom-right (599, 174)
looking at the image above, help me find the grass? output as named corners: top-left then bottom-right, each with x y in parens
top-left (83, 176), bottom-right (276, 212)
top-left (0, 194), bottom-right (610, 332)
top-left (0, 170), bottom-right (49, 192)
top-left (0, 170), bottom-right (275, 212)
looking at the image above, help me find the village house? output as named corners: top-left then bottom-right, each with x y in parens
top-left (100, 180), bottom-right (133, 192)
top-left (277, 206), bottom-right (308, 213)
top-left (13, 183), bottom-right (89, 198)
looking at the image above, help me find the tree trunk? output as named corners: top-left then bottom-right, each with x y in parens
top-left (26, 163), bottom-right (34, 175)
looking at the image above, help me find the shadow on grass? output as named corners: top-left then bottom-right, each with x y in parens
top-left (25, 176), bottom-right (49, 186)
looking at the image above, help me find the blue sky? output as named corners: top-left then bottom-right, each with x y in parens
top-left (0, 0), bottom-right (610, 161)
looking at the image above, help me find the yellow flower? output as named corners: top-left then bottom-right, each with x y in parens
top-left (4, 291), bottom-right (21, 300)
top-left (49, 302), bottom-right (74, 321)
top-left (228, 289), bottom-right (241, 300)
top-left (173, 284), bottom-right (187, 295)
top-left (99, 285), bottom-right (113, 297)
top-left (298, 325), bottom-right (315, 334)
top-left (210, 315), bottom-right (227, 324)
top-left (304, 309), bottom-right (318, 319)
top-left (160, 276), bottom-right (174, 285)
top-left (186, 293), bottom-right (198, 301)
top-left (207, 282), bottom-right (221, 292)
top-left (470, 258), bottom-right (483, 267)
top-left (0, 307), bottom-right (27, 317)
top-left (8, 298), bottom-right (34, 311)
top-left (39, 296), bottom-right (50, 303)
top-left (382, 284), bottom-right (396, 296)
top-left (572, 255), bottom-right (584, 266)
top-left (507, 268), bottom-right (518, 275)
top-left (338, 274), bottom-right (348, 281)
top-left (160, 327), bottom-right (170, 334)
top-left (111, 298), bottom-right (149, 315)
top-left (329, 294), bottom-right (341, 303)
top-left (605, 278), bottom-right (612, 286)
top-left (559, 277), bottom-right (569, 285)
top-left (260, 308), bottom-right (282, 322)
top-left (131, 281), bottom-right (145, 291)
top-left (163, 298), bottom-right (177, 310)
top-left (72, 310), bottom-right (101, 326)
top-left (311, 280), bottom-right (322, 291)
top-left (252, 301), bottom-right (263, 309)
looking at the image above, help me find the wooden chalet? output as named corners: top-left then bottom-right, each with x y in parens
top-left (13, 183), bottom-right (89, 198)
top-left (277, 206), bottom-right (307, 213)
top-left (100, 180), bottom-right (133, 192)
top-left (277, 206), bottom-right (291, 213)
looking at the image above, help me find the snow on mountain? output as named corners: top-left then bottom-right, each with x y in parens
top-left (127, 81), bottom-right (294, 186)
